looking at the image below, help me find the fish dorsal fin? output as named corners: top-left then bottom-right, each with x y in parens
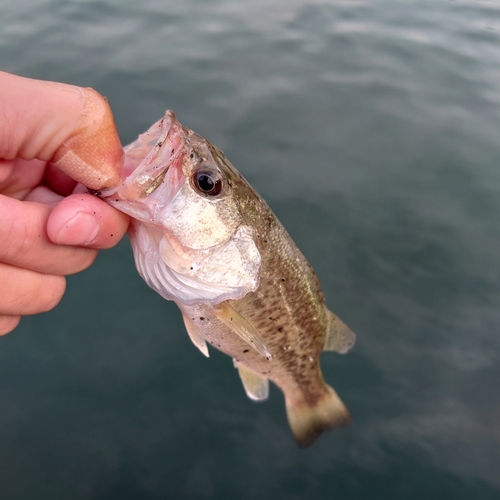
top-left (233, 359), bottom-right (269, 402)
top-left (182, 313), bottom-right (209, 358)
top-left (213, 302), bottom-right (272, 360)
top-left (323, 309), bottom-right (356, 354)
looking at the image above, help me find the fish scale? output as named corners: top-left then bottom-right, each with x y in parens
top-left (100, 110), bottom-right (356, 447)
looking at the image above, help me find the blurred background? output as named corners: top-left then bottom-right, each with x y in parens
top-left (1, 1), bottom-right (499, 499)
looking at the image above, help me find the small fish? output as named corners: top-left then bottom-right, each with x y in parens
top-left (100, 111), bottom-right (356, 447)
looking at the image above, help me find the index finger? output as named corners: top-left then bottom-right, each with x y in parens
top-left (0, 71), bottom-right (123, 190)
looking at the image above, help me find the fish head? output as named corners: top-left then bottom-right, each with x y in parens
top-left (101, 111), bottom-right (261, 306)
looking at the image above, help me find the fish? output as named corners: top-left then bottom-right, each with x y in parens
top-left (99, 111), bottom-right (356, 447)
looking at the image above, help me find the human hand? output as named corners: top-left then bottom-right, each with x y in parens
top-left (0, 71), bottom-right (129, 334)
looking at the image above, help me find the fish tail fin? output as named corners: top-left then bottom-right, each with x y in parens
top-left (285, 385), bottom-right (351, 448)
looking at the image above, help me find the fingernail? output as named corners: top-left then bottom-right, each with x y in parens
top-left (54, 212), bottom-right (100, 246)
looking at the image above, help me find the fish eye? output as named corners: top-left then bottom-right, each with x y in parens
top-left (193, 168), bottom-right (223, 196)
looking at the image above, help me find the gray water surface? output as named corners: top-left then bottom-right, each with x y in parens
top-left (1, 1), bottom-right (500, 499)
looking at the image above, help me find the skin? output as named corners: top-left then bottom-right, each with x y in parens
top-left (0, 71), bottom-right (129, 335)
top-left (181, 145), bottom-right (338, 404)
top-left (104, 113), bottom-right (354, 445)
top-left (178, 144), bottom-right (353, 446)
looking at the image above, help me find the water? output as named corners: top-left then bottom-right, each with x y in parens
top-left (1, 1), bottom-right (500, 498)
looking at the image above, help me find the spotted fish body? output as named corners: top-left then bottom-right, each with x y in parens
top-left (101, 111), bottom-right (356, 446)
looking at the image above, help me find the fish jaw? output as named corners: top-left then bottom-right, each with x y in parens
top-left (100, 110), bottom-right (185, 224)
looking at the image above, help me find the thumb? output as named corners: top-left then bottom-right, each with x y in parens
top-left (0, 71), bottom-right (123, 190)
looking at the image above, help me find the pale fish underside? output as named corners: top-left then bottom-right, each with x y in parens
top-left (100, 111), bottom-right (356, 447)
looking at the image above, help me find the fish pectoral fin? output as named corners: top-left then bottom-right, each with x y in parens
top-left (323, 309), bottom-right (356, 354)
top-left (234, 360), bottom-right (269, 402)
top-left (213, 302), bottom-right (272, 360)
top-left (182, 314), bottom-right (209, 358)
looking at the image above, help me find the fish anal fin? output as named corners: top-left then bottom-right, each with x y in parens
top-left (285, 385), bottom-right (351, 448)
top-left (234, 360), bottom-right (269, 402)
top-left (324, 309), bottom-right (356, 354)
top-left (214, 302), bottom-right (272, 360)
top-left (182, 314), bottom-right (209, 358)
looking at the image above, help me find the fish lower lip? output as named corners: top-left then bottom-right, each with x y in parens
top-left (94, 185), bottom-right (119, 198)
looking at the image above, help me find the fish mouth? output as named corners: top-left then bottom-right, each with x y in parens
top-left (98, 110), bottom-right (186, 219)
